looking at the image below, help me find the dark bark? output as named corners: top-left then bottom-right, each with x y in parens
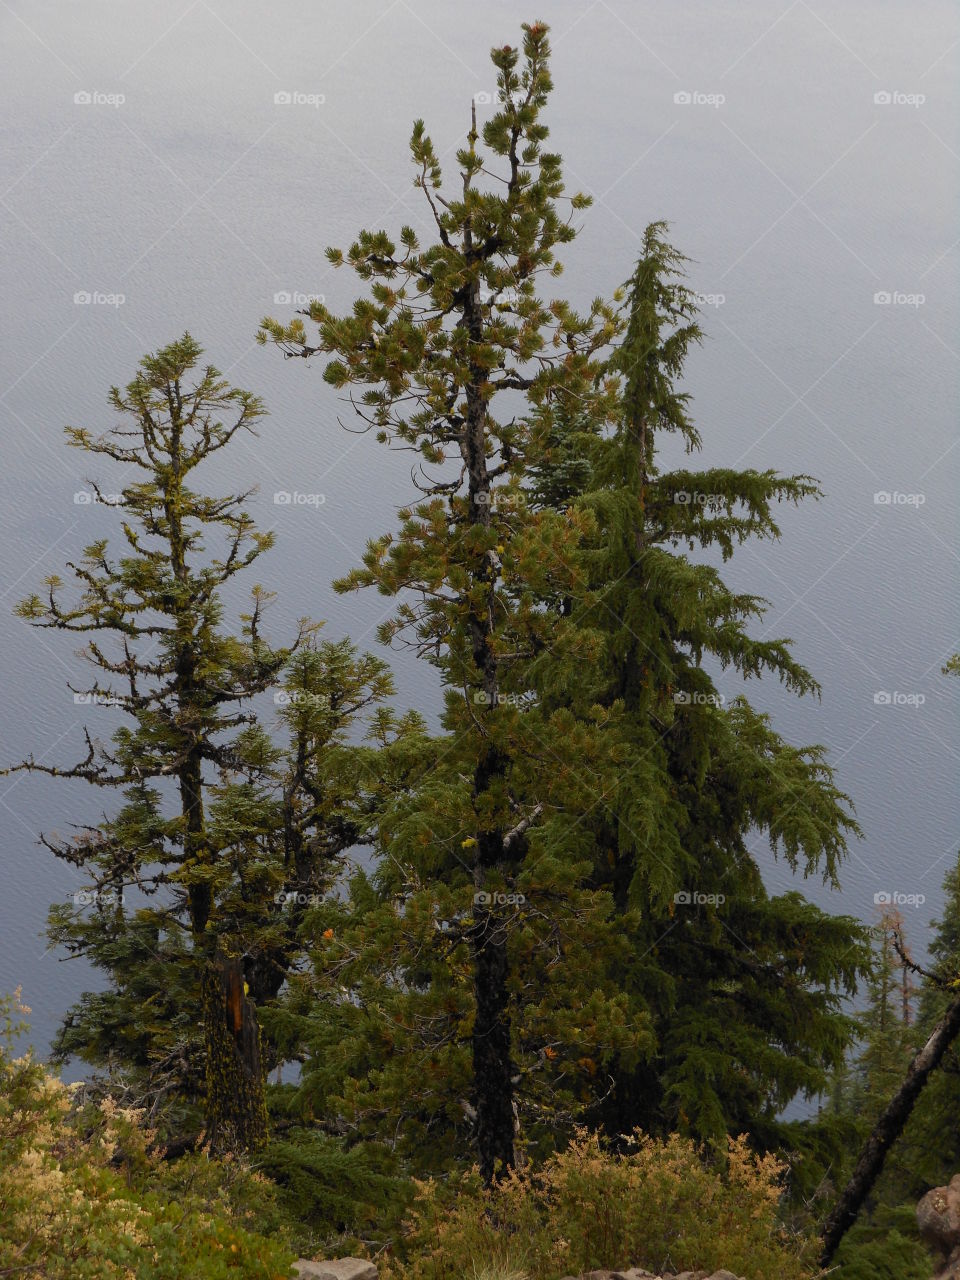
top-left (471, 903), bottom-right (515, 1184)
top-left (820, 992), bottom-right (960, 1265)
top-left (460, 246), bottom-right (516, 1182)
top-left (201, 951), bottom-right (268, 1154)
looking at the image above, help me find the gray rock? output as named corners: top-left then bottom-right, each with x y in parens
top-left (918, 1173), bottom-right (960, 1279)
top-left (292, 1259), bottom-right (377, 1280)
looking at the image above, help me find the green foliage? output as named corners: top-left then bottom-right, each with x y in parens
top-left (0, 991), bottom-right (297, 1280)
top-left (7, 337), bottom-right (418, 1150)
top-left (523, 222), bottom-right (872, 1171)
top-left (827, 849), bottom-right (960, 1223)
top-left (379, 1129), bottom-right (817, 1280)
top-left (830, 1205), bottom-right (931, 1280)
top-left (897, 848), bottom-right (960, 1193)
top-left (261, 21), bottom-right (642, 1179)
top-left (258, 1127), bottom-right (409, 1243)
top-left (258, 25), bottom-right (871, 1188)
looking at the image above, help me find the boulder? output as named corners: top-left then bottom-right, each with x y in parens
top-left (918, 1173), bottom-right (960, 1278)
top-left (292, 1260), bottom-right (377, 1280)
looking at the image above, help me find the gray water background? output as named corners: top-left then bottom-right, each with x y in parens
top-left (0, 0), bottom-right (957, 1073)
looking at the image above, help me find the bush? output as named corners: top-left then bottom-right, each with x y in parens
top-left (830, 1204), bottom-right (932, 1280)
top-left (0, 990), bottom-right (298, 1280)
top-left (380, 1127), bottom-right (818, 1280)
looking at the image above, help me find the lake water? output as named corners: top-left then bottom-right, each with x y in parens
top-left (1, 0), bottom-right (957, 1068)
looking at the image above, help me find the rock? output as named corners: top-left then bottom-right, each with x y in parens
top-left (553, 1270), bottom-right (743, 1280)
top-left (918, 1173), bottom-right (960, 1278)
top-left (292, 1260), bottom-right (377, 1280)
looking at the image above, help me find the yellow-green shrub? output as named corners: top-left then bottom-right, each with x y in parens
top-left (0, 990), bottom-right (297, 1280)
top-left (381, 1128), bottom-right (818, 1280)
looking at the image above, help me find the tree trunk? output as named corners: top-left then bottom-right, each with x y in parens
top-left (820, 992), bottom-right (960, 1265)
top-left (471, 901), bottom-right (515, 1183)
top-left (459, 258), bottom-right (517, 1183)
top-left (202, 950), bottom-right (268, 1153)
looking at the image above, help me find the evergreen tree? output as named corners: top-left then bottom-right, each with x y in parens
top-left (261, 22), bottom-right (645, 1182)
top-left (901, 852), bottom-right (960, 1189)
top-left (838, 855), bottom-right (960, 1208)
top-left (818, 657), bottom-right (960, 1262)
top-left (851, 917), bottom-right (917, 1118)
top-left (7, 336), bottom-right (408, 1153)
top-left (524, 224), bottom-right (871, 1176)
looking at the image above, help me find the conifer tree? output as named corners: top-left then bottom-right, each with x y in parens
top-left (851, 918), bottom-right (917, 1115)
top-left (524, 224), bottom-right (872, 1169)
top-left (260, 22), bottom-right (643, 1182)
top-left (828, 856), bottom-right (960, 1223)
top-left (6, 337), bottom-right (409, 1152)
top-left (900, 853), bottom-right (960, 1189)
top-left (819, 658), bottom-right (960, 1261)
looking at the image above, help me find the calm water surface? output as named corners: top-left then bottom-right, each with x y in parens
top-left (0, 0), bottom-right (956, 1068)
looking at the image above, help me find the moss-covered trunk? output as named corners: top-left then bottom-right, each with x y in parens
top-left (201, 950), bottom-right (268, 1153)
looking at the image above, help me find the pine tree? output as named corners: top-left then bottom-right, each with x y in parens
top-left (260, 22), bottom-right (645, 1182)
top-left (6, 336), bottom-right (408, 1152)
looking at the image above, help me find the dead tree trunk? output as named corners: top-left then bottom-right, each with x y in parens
top-left (820, 993), bottom-right (960, 1265)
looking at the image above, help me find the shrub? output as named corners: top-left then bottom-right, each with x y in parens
top-left (0, 990), bottom-right (298, 1280)
top-left (380, 1127), bottom-right (818, 1280)
top-left (830, 1204), bottom-right (932, 1280)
